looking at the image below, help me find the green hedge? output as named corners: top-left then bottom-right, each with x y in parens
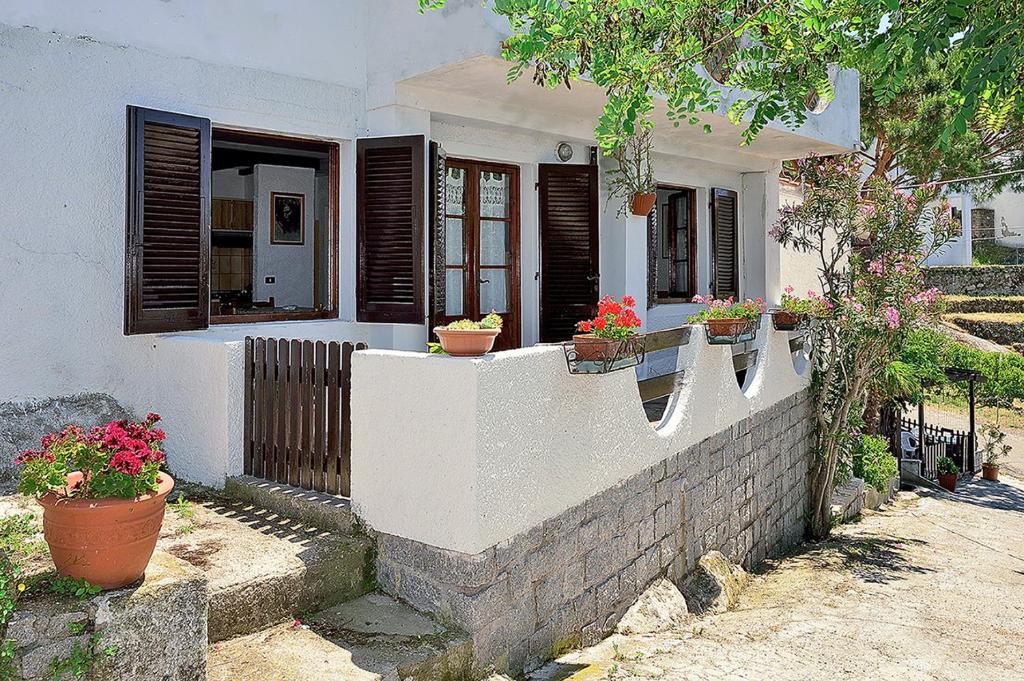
top-left (902, 329), bottom-right (1024, 408)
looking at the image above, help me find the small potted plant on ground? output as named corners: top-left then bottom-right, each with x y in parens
top-left (979, 422), bottom-right (1011, 482)
top-left (772, 286), bottom-right (818, 330)
top-left (936, 456), bottom-right (959, 493)
top-left (16, 413), bottom-right (174, 589)
top-left (688, 295), bottom-right (766, 341)
top-left (574, 295), bottom-right (642, 360)
top-left (606, 129), bottom-right (656, 216)
top-left (432, 311), bottom-right (503, 356)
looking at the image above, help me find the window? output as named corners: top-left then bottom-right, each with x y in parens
top-left (124, 106), bottom-right (339, 334)
top-left (648, 186), bottom-right (697, 304)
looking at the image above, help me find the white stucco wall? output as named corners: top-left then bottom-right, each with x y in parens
top-left (977, 190), bottom-right (1024, 249)
top-left (350, 319), bottom-right (810, 554)
top-left (924, 193), bottom-right (973, 266)
top-left (252, 165), bottom-right (316, 307)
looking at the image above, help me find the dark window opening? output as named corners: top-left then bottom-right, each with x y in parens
top-left (210, 129), bottom-right (338, 323)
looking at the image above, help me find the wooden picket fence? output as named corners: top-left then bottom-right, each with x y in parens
top-left (243, 337), bottom-right (366, 497)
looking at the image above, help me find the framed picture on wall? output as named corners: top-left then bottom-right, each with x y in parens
top-left (270, 192), bottom-right (305, 244)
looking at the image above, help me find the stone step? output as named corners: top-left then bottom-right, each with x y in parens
top-left (944, 295), bottom-right (1024, 315)
top-left (159, 490), bottom-right (373, 642)
top-left (223, 475), bottom-right (356, 533)
top-left (207, 593), bottom-right (473, 681)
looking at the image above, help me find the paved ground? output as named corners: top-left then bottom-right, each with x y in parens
top-left (534, 476), bottom-right (1024, 681)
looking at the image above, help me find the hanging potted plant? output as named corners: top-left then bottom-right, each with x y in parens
top-left (574, 295), bottom-right (642, 361)
top-left (979, 422), bottom-right (1010, 482)
top-left (606, 128), bottom-right (656, 217)
top-left (772, 286), bottom-right (821, 330)
top-left (936, 456), bottom-right (959, 493)
top-left (432, 312), bottom-right (503, 357)
top-left (16, 413), bottom-right (174, 589)
top-left (688, 295), bottom-right (765, 341)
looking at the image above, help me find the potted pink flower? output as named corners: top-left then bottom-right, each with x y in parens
top-left (772, 286), bottom-right (824, 330)
top-left (688, 295), bottom-right (765, 340)
top-left (17, 414), bottom-right (174, 589)
top-left (574, 295), bottom-right (642, 360)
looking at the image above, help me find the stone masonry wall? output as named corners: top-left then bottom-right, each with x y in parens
top-left (923, 264), bottom-right (1024, 296)
top-left (972, 208), bottom-right (995, 240)
top-left (375, 389), bottom-right (813, 674)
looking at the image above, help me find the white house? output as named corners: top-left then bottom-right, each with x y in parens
top-left (0, 1), bottom-right (858, 486)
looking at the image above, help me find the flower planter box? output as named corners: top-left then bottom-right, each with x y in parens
top-left (937, 472), bottom-right (958, 493)
top-left (982, 463), bottom-right (1000, 482)
top-left (703, 317), bottom-right (759, 345)
top-left (433, 327), bottom-right (500, 356)
top-left (38, 472), bottom-right (175, 589)
top-left (564, 334), bottom-right (646, 374)
top-left (629, 192), bottom-right (657, 216)
top-left (771, 310), bottom-right (807, 331)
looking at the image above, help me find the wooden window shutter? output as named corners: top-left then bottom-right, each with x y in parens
top-left (356, 135), bottom-right (425, 323)
top-left (428, 140), bottom-right (447, 329)
top-left (538, 164), bottom-right (600, 343)
top-left (711, 188), bottom-right (739, 300)
top-left (124, 106), bottom-right (211, 335)
top-left (647, 202), bottom-right (658, 309)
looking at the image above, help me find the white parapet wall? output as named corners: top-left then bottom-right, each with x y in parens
top-left (350, 317), bottom-right (810, 554)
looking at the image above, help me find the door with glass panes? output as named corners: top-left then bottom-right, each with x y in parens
top-left (440, 159), bottom-right (521, 350)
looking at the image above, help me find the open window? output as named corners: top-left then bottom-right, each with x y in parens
top-left (124, 105), bottom-right (339, 335)
top-left (209, 129), bottom-right (338, 323)
top-left (648, 185), bottom-right (697, 305)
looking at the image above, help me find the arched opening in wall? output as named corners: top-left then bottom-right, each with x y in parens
top-left (637, 327), bottom-right (761, 426)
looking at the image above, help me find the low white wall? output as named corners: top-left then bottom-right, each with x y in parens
top-left (351, 318), bottom-right (809, 554)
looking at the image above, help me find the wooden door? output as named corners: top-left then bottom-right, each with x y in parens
top-left (665, 189), bottom-right (697, 300)
top-left (538, 164), bottom-right (599, 343)
top-left (437, 159), bottom-right (521, 350)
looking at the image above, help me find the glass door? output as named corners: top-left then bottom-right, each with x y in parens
top-left (440, 159), bottom-right (521, 349)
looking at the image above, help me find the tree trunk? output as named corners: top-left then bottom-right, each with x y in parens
top-left (862, 386), bottom-right (883, 434)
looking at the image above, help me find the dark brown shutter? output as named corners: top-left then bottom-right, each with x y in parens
top-left (125, 106), bottom-right (211, 335)
top-left (428, 140), bottom-right (447, 329)
top-left (711, 188), bottom-right (738, 300)
top-left (647, 202), bottom-right (658, 309)
top-left (538, 164), bottom-right (599, 343)
top-left (356, 136), bottom-right (425, 323)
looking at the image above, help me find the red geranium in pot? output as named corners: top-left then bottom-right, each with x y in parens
top-left (574, 295), bottom-right (642, 361)
top-left (17, 413), bottom-right (174, 589)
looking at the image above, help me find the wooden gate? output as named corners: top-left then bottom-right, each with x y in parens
top-left (243, 337), bottom-right (366, 497)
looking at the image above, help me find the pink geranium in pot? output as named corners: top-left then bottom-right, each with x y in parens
top-left (17, 413), bottom-right (174, 590)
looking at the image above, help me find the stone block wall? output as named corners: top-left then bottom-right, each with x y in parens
top-left (0, 394), bottom-right (131, 480)
top-left (923, 264), bottom-right (1024, 296)
top-left (7, 552), bottom-right (207, 680)
top-left (375, 390), bottom-right (813, 674)
top-left (972, 208), bottom-right (995, 240)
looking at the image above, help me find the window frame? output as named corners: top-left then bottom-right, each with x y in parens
top-left (208, 127), bottom-right (340, 326)
top-left (649, 183), bottom-right (698, 305)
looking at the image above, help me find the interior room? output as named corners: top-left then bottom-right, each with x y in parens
top-left (209, 130), bottom-right (333, 321)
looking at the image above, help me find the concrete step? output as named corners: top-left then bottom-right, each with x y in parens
top-left (159, 490), bottom-right (373, 642)
top-left (224, 474), bottom-right (356, 533)
top-left (207, 593), bottom-right (473, 681)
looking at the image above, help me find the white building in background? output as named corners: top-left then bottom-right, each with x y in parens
top-left (0, 1), bottom-right (859, 485)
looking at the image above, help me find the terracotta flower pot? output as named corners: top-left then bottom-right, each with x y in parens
top-left (629, 192), bottom-right (657, 216)
top-left (772, 310), bottom-right (803, 331)
top-left (937, 473), bottom-right (958, 493)
top-left (572, 334), bottom-right (620, 361)
top-left (982, 463), bottom-right (1000, 482)
top-left (706, 318), bottom-right (750, 338)
top-left (37, 472), bottom-right (174, 590)
top-left (433, 327), bottom-right (500, 357)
